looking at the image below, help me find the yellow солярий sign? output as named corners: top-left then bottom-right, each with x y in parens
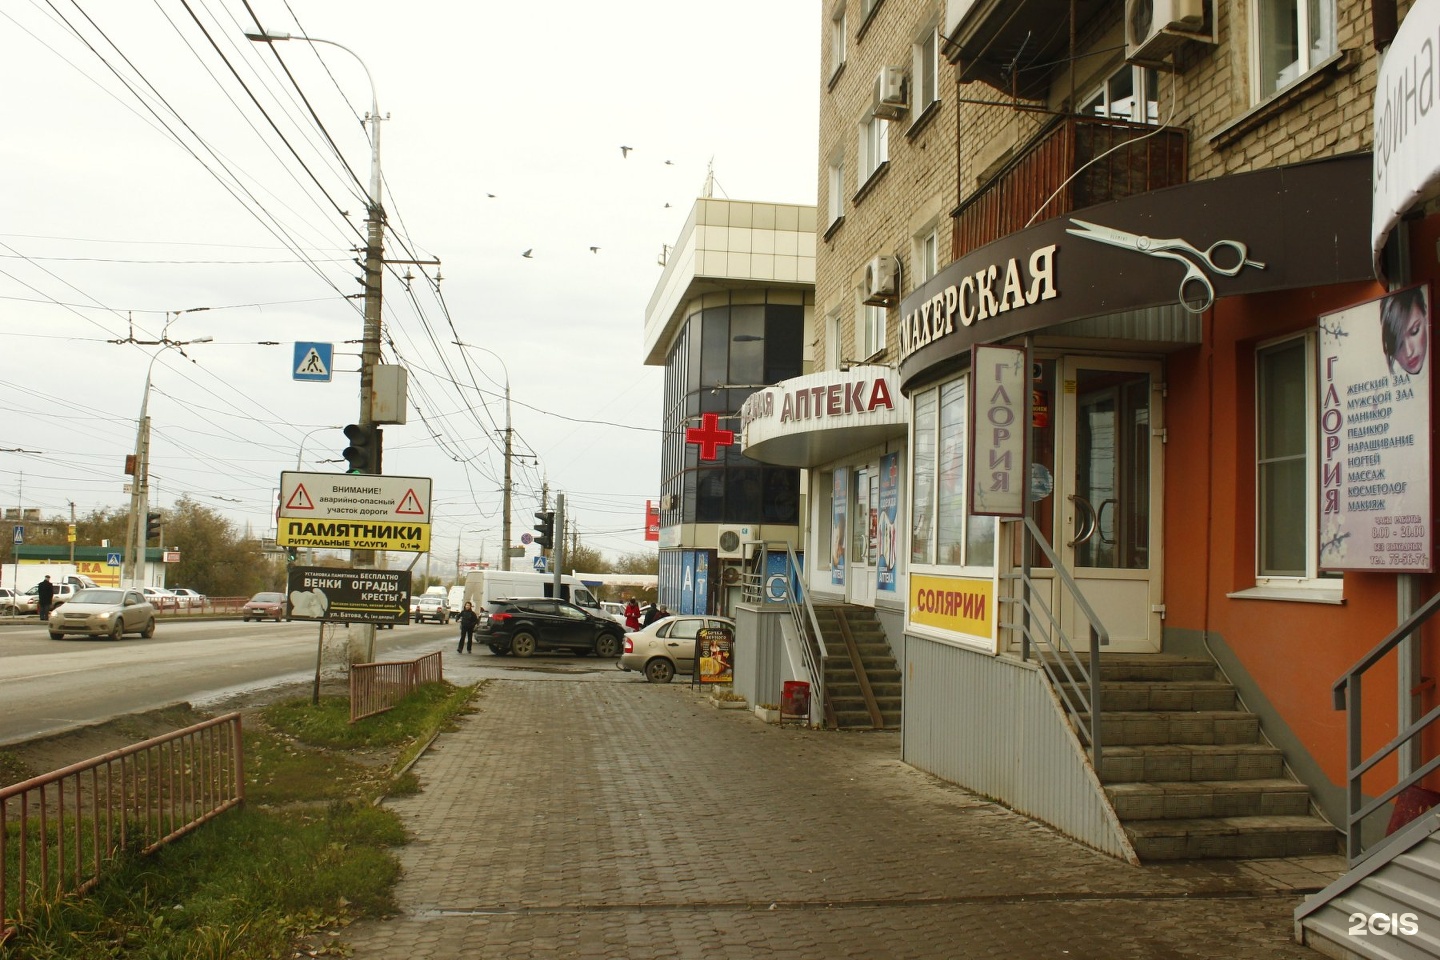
top-left (909, 574), bottom-right (994, 640)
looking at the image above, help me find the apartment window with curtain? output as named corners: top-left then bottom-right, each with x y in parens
top-left (1253, 0), bottom-right (1336, 100)
top-left (858, 113), bottom-right (889, 184)
top-left (1255, 332), bottom-right (1327, 583)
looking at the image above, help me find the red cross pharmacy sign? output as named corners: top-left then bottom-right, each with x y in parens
top-left (685, 413), bottom-right (735, 461)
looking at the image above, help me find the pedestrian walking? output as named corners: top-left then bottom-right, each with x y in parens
top-left (37, 576), bottom-right (55, 621)
top-left (642, 601), bottom-right (663, 627)
top-left (456, 601), bottom-right (479, 653)
top-left (623, 598), bottom-right (642, 632)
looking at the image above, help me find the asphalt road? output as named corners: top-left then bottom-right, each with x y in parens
top-left (0, 617), bottom-right (464, 745)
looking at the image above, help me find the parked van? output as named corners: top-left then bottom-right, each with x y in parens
top-left (461, 570), bottom-right (602, 617)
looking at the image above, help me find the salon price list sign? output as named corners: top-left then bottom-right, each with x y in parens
top-left (1317, 285), bottom-right (1433, 572)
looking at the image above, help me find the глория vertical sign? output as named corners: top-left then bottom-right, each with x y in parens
top-left (970, 344), bottom-right (1028, 517)
top-left (1318, 285), bottom-right (1433, 572)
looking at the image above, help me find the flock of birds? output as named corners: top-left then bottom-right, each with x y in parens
top-left (511, 146), bottom-right (677, 260)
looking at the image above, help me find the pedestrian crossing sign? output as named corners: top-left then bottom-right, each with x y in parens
top-left (292, 342), bottom-right (334, 382)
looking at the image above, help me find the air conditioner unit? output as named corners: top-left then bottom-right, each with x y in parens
top-left (717, 525), bottom-right (753, 559)
top-left (872, 66), bottom-right (907, 120)
top-left (863, 254), bottom-right (900, 305)
top-left (1125, 0), bottom-right (1206, 64)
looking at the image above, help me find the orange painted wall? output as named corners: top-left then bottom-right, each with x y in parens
top-left (1162, 216), bottom-right (1440, 796)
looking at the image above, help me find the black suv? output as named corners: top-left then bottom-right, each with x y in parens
top-left (480, 597), bottom-right (624, 658)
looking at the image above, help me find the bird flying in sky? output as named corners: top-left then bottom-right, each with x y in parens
top-left (589, 246), bottom-right (600, 253)
top-left (620, 146), bottom-right (633, 158)
top-left (522, 249), bottom-right (533, 258)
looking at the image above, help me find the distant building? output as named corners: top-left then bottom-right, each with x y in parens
top-left (643, 198), bottom-right (815, 614)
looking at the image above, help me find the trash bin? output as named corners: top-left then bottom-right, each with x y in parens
top-left (780, 680), bottom-right (810, 721)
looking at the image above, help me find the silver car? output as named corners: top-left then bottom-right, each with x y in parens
top-left (618, 615), bottom-right (735, 683)
top-left (48, 588), bottom-right (157, 641)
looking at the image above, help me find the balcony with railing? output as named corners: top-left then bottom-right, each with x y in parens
top-left (953, 115), bottom-right (1188, 258)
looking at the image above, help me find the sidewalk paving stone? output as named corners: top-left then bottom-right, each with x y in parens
top-left (342, 671), bottom-right (1336, 959)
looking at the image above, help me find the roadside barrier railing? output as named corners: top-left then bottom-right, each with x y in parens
top-left (0, 713), bottom-right (244, 940)
top-left (350, 651), bottom-right (444, 723)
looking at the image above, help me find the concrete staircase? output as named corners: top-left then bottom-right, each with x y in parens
top-left (1060, 655), bottom-right (1340, 860)
top-left (811, 604), bottom-right (901, 730)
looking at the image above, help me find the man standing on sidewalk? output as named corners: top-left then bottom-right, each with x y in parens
top-left (37, 576), bottom-right (55, 621)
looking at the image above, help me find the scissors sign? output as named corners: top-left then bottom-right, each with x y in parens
top-left (1065, 217), bottom-right (1265, 314)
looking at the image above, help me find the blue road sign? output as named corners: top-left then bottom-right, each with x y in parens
top-left (12, 525), bottom-right (22, 544)
top-left (106, 550), bottom-right (123, 567)
top-left (293, 342), bottom-right (334, 382)
top-left (533, 556), bottom-right (547, 573)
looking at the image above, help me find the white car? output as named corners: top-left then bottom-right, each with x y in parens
top-left (16, 582), bottom-right (78, 615)
top-left (142, 587), bottom-right (179, 610)
top-left (169, 588), bottom-right (206, 609)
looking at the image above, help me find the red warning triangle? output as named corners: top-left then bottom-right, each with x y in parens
top-left (396, 489), bottom-right (425, 516)
top-left (285, 484), bottom-right (315, 510)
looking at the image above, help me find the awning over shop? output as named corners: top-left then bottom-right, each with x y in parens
top-left (897, 153), bottom-right (1376, 393)
top-left (740, 366), bottom-right (907, 468)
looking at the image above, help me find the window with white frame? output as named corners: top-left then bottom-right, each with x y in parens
top-left (827, 151), bottom-right (845, 227)
top-left (858, 114), bottom-right (889, 184)
top-left (825, 310), bottom-right (843, 370)
top-left (1255, 331), bottom-right (1327, 581)
top-left (910, 374), bottom-right (995, 568)
top-left (829, 3), bottom-right (847, 81)
top-left (1080, 64), bottom-right (1159, 123)
top-left (857, 299), bottom-right (885, 360)
top-left (914, 226), bottom-right (939, 283)
top-left (912, 26), bottom-right (939, 115)
top-left (1253, 0), bottom-right (1336, 101)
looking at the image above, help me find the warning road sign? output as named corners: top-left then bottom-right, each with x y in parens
top-left (278, 472), bottom-right (432, 524)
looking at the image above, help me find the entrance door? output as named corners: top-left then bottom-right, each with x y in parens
top-left (1056, 358), bottom-right (1163, 652)
top-left (848, 464), bottom-right (879, 606)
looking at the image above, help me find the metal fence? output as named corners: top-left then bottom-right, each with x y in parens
top-left (0, 713), bottom-right (244, 939)
top-left (350, 651), bottom-right (444, 723)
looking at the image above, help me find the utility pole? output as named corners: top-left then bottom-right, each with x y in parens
top-left (502, 409), bottom-right (513, 577)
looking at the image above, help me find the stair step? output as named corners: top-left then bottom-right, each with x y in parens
top-left (1124, 815), bottom-right (1340, 860)
top-left (1100, 744), bottom-right (1285, 783)
top-left (1077, 710), bottom-right (1260, 745)
top-left (1045, 655), bottom-right (1218, 683)
top-left (1056, 680), bottom-right (1238, 713)
top-left (1106, 779), bottom-right (1312, 820)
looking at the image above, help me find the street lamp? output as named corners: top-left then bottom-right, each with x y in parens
top-left (123, 327), bottom-right (213, 588)
top-left (454, 342), bottom-right (513, 568)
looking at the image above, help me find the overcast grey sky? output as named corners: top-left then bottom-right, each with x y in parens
top-left (0, 0), bottom-right (819, 567)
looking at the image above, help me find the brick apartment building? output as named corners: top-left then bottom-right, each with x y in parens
top-left (735, 0), bottom-right (1439, 949)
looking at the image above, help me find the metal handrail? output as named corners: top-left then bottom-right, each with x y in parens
top-left (1332, 588), bottom-right (1440, 863)
top-left (1000, 517), bottom-right (1110, 769)
top-left (740, 541), bottom-right (827, 724)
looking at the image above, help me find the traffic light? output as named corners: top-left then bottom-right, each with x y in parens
top-left (145, 511), bottom-right (162, 541)
top-left (342, 423), bottom-right (383, 474)
top-left (286, 546), bottom-right (298, 563)
top-left (533, 510), bottom-right (555, 550)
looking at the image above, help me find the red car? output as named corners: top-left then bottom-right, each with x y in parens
top-left (241, 592), bottom-right (285, 622)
